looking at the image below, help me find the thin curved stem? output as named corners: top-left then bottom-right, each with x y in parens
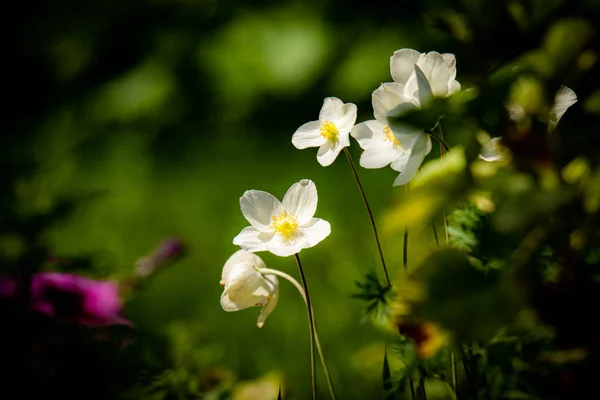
top-left (257, 267), bottom-right (337, 400)
top-left (343, 147), bottom-right (391, 287)
top-left (403, 184), bottom-right (409, 272)
top-left (428, 123), bottom-right (450, 156)
top-left (294, 254), bottom-right (317, 400)
top-left (429, 132), bottom-right (450, 152)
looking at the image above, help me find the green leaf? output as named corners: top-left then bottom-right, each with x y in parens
top-left (383, 147), bottom-right (469, 233)
top-left (383, 346), bottom-right (395, 400)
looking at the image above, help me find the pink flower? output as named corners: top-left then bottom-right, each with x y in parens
top-left (31, 273), bottom-right (130, 326)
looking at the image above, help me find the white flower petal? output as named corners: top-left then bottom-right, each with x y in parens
top-left (417, 51), bottom-right (450, 98)
top-left (390, 48), bottom-right (421, 85)
top-left (220, 258), bottom-right (279, 327)
top-left (372, 83), bottom-right (413, 124)
top-left (240, 190), bottom-right (281, 231)
top-left (549, 85), bottom-right (577, 131)
top-left (442, 53), bottom-right (457, 81)
top-left (316, 141), bottom-right (344, 167)
top-left (221, 250), bottom-right (265, 285)
top-left (479, 137), bottom-right (505, 162)
top-left (360, 144), bottom-right (404, 169)
top-left (448, 80), bottom-right (461, 96)
top-left (292, 121), bottom-right (327, 149)
top-left (301, 218), bottom-right (331, 248)
top-left (425, 135), bottom-right (432, 155)
top-left (233, 226), bottom-right (269, 252)
top-left (319, 97), bottom-right (345, 121)
top-left (265, 236), bottom-right (305, 257)
top-left (351, 120), bottom-right (381, 147)
top-left (393, 134), bottom-right (429, 186)
top-left (282, 179), bottom-right (318, 225)
top-left (257, 279), bottom-right (279, 328)
top-left (221, 263), bottom-right (272, 311)
top-left (414, 65), bottom-right (433, 106)
top-left (390, 123), bottom-right (424, 151)
top-left (390, 151), bottom-right (412, 172)
top-left (336, 102), bottom-right (358, 134)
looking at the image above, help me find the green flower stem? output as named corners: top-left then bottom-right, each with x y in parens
top-left (343, 147), bottom-right (391, 287)
top-left (404, 184), bottom-right (409, 272)
top-left (428, 130), bottom-right (450, 152)
top-left (436, 123), bottom-right (456, 400)
top-left (409, 380), bottom-right (417, 400)
top-left (419, 370), bottom-right (428, 400)
top-left (257, 267), bottom-right (337, 400)
top-left (432, 224), bottom-right (440, 247)
top-left (294, 253), bottom-right (317, 400)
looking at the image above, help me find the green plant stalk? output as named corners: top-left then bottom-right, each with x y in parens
top-left (409, 379), bottom-right (417, 400)
top-left (257, 267), bottom-right (337, 400)
top-left (428, 131), bottom-right (450, 152)
top-left (419, 371), bottom-right (428, 400)
top-left (432, 224), bottom-right (440, 247)
top-left (437, 124), bottom-right (456, 400)
top-left (403, 183), bottom-right (417, 400)
top-left (294, 254), bottom-right (317, 400)
top-left (343, 147), bottom-right (391, 287)
top-left (404, 184), bottom-right (409, 271)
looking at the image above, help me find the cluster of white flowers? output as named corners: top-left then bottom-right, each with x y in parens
top-left (225, 178), bottom-right (330, 326)
top-left (218, 47), bottom-right (578, 328)
top-left (292, 49), bottom-right (461, 185)
top-left (219, 48), bottom-right (462, 326)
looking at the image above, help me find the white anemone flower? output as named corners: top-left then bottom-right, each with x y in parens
top-left (390, 49), bottom-right (461, 104)
top-left (351, 82), bottom-right (432, 186)
top-left (482, 86), bottom-right (577, 162)
top-left (233, 179), bottom-right (331, 257)
top-left (292, 97), bottom-right (357, 166)
top-left (220, 250), bottom-right (279, 328)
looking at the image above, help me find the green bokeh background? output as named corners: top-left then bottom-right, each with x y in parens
top-left (5, 1), bottom-right (440, 397)
top-left (4, 0), bottom-right (599, 398)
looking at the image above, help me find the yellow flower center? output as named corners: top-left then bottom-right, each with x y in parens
top-left (270, 211), bottom-right (299, 238)
top-left (383, 126), bottom-right (401, 146)
top-left (320, 120), bottom-right (339, 141)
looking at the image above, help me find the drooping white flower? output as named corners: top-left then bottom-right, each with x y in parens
top-left (292, 97), bottom-right (357, 166)
top-left (233, 179), bottom-right (331, 257)
top-left (390, 49), bottom-right (461, 104)
top-left (220, 250), bottom-right (279, 328)
top-left (351, 82), bottom-right (432, 186)
top-left (482, 86), bottom-right (577, 162)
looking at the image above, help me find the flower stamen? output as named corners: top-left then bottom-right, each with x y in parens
top-left (383, 126), bottom-right (401, 146)
top-left (270, 211), bottom-right (299, 239)
top-left (320, 121), bottom-right (339, 141)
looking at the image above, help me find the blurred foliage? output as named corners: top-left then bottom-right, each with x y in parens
top-left (2, 0), bottom-right (600, 399)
